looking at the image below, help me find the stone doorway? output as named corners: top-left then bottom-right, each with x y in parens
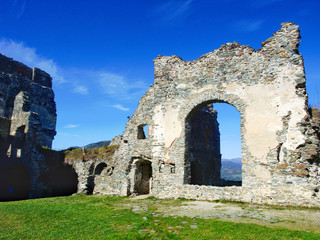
top-left (134, 160), bottom-right (152, 195)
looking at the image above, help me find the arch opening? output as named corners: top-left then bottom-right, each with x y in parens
top-left (184, 101), bottom-right (242, 187)
top-left (134, 159), bottom-right (152, 195)
top-left (94, 163), bottom-right (107, 175)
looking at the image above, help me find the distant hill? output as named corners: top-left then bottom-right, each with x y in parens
top-left (222, 158), bottom-right (241, 163)
top-left (221, 158), bottom-right (242, 181)
top-left (84, 141), bottom-right (111, 149)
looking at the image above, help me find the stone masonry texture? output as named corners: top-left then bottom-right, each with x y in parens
top-left (94, 22), bottom-right (320, 207)
top-left (0, 53), bottom-right (58, 200)
top-left (1, 22), bottom-right (319, 207)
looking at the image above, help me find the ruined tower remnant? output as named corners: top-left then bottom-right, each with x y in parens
top-left (185, 105), bottom-right (221, 186)
top-left (0, 53), bottom-right (57, 200)
top-left (94, 22), bottom-right (320, 207)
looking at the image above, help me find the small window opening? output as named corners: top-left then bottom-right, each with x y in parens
top-left (159, 160), bottom-right (165, 173)
top-left (137, 124), bottom-right (149, 139)
top-left (170, 163), bottom-right (176, 174)
top-left (16, 149), bottom-right (21, 158)
top-left (7, 144), bottom-right (11, 157)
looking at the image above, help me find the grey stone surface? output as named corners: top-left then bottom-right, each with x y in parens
top-left (0, 53), bottom-right (57, 200)
top-left (94, 22), bottom-right (320, 207)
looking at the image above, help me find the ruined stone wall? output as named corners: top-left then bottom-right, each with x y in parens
top-left (97, 22), bottom-right (320, 206)
top-left (63, 143), bottom-right (119, 195)
top-left (0, 54), bottom-right (57, 200)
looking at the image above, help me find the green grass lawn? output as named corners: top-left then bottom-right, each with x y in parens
top-left (0, 195), bottom-right (319, 240)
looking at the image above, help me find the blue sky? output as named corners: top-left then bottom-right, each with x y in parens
top-left (0, 0), bottom-right (319, 158)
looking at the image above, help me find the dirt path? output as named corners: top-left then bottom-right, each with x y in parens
top-left (127, 195), bottom-right (320, 233)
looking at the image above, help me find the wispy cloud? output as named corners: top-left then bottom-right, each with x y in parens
top-left (0, 39), bottom-right (65, 84)
top-left (112, 104), bottom-right (129, 111)
top-left (14, 0), bottom-right (26, 20)
top-left (74, 85), bottom-right (88, 95)
top-left (152, 0), bottom-right (193, 25)
top-left (234, 19), bottom-right (264, 32)
top-left (0, 0), bottom-right (26, 22)
top-left (0, 39), bottom-right (147, 100)
top-left (63, 124), bottom-right (80, 129)
top-left (98, 72), bottom-right (147, 100)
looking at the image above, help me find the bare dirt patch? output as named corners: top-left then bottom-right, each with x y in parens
top-left (128, 196), bottom-right (320, 233)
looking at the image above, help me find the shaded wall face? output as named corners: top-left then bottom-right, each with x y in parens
top-left (186, 105), bottom-right (221, 186)
top-left (39, 149), bottom-right (79, 197)
top-left (0, 53), bottom-right (57, 200)
top-left (0, 163), bottom-right (30, 201)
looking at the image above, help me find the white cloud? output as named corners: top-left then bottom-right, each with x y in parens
top-left (0, 39), bottom-right (65, 84)
top-left (74, 85), bottom-right (88, 95)
top-left (234, 19), bottom-right (264, 32)
top-left (112, 104), bottom-right (129, 111)
top-left (0, 39), bottom-right (147, 101)
top-left (153, 0), bottom-right (193, 25)
top-left (98, 72), bottom-right (127, 95)
top-left (98, 72), bottom-right (147, 100)
top-left (63, 124), bottom-right (80, 129)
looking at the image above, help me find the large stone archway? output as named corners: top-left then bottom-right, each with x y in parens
top-left (100, 22), bottom-right (320, 206)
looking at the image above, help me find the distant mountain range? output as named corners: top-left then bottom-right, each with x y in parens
top-left (84, 141), bottom-right (111, 149)
top-left (222, 158), bottom-right (241, 163)
top-left (221, 158), bottom-right (242, 181)
top-left (65, 140), bottom-right (111, 150)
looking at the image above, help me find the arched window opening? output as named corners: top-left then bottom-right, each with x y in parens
top-left (94, 163), bottom-right (107, 175)
top-left (185, 102), bottom-right (242, 187)
top-left (137, 124), bottom-right (149, 139)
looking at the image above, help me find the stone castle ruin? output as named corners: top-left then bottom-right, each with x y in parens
top-left (0, 54), bottom-right (77, 200)
top-left (92, 22), bottom-right (320, 206)
top-left (0, 22), bottom-right (319, 206)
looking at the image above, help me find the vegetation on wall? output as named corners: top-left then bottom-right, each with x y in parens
top-left (310, 107), bottom-right (320, 126)
top-left (64, 145), bottom-right (119, 161)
